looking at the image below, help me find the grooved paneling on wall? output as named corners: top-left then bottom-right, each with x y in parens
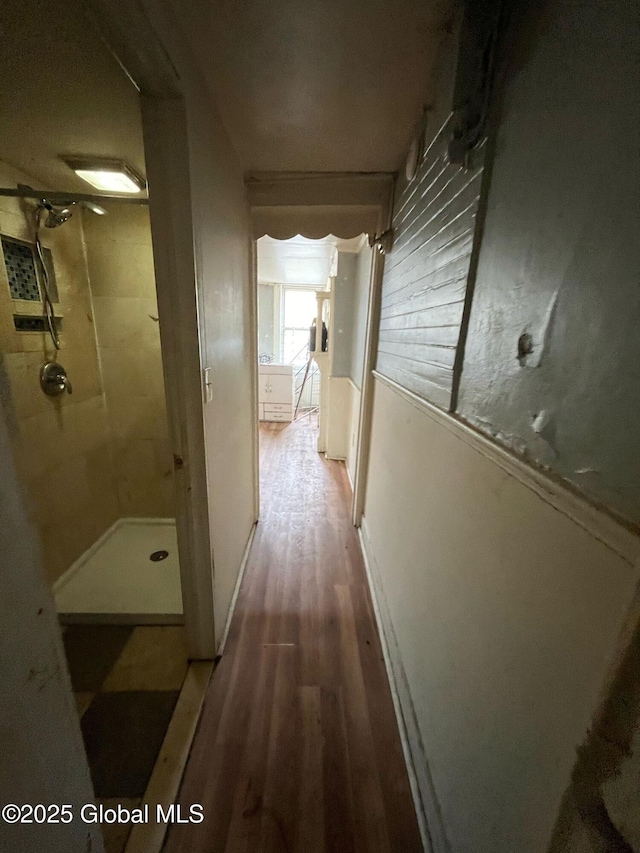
top-left (377, 116), bottom-right (485, 409)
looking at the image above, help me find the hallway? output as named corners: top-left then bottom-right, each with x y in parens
top-left (165, 418), bottom-right (422, 852)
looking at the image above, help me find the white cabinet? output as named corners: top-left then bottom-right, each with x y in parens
top-left (258, 364), bottom-right (293, 422)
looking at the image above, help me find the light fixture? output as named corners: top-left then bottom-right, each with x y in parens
top-left (63, 157), bottom-right (146, 194)
top-left (82, 201), bottom-right (108, 216)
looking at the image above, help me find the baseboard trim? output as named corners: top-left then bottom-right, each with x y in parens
top-left (372, 371), bottom-right (640, 567)
top-left (359, 520), bottom-right (451, 853)
top-left (123, 660), bottom-right (214, 853)
top-left (217, 522), bottom-right (257, 655)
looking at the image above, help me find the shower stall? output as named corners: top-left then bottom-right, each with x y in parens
top-left (0, 163), bottom-right (182, 624)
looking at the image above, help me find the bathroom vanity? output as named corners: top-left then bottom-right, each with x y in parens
top-left (258, 363), bottom-right (294, 422)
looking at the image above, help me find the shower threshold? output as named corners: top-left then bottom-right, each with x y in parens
top-left (54, 518), bottom-right (183, 625)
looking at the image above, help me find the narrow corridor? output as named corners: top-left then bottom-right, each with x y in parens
top-left (165, 418), bottom-right (421, 852)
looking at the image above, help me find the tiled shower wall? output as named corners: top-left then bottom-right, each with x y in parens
top-left (0, 162), bottom-right (173, 586)
top-left (83, 205), bottom-right (174, 518)
top-left (0, 162), bottom-right (118, 584)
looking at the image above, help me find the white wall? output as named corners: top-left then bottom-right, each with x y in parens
top-left (361, 377), bottom-right (640, 853)
top-left (188, 94), bottom-right (256, 644)
top-left (326, 377), bottom-right (361, 487)
top-left (346, 382), bottom-right (361, 485)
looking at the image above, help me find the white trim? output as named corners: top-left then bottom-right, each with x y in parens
top-left (352, 243), bottom-right (386, 527)
top-left (372, 371), bottom-right (640, 567)
top-left (141, 94), bottom-right (216, 659)
top-left (358, 522), bottom-right (441, 853)
top-left (249, 238), bottom-right (260, 522)
top-left (217, 522), bottom-right (257, 656)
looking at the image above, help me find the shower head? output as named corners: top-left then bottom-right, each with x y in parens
top-left (39, 199), bottom-right (108, 226)
top-left (39, 200), bottom-right (75, 228)
top-left (44, 202), bottom-right (73, 228)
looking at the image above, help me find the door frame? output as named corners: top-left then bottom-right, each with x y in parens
top-left (351, 243), bottom-right (386, 526)
top-left (246, 173), bottom-right (394, 526)
top-left (88, 0), bottom-right (216, 658)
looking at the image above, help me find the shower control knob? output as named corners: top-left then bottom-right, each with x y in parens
top-left (40, 362), bottom-right (73, 396)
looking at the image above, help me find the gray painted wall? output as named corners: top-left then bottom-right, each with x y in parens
top-left (457, 0), bottom-right (640, 525)
top-left (332, 252), bottom-right (357, 379)
top-left (333, 248), bottom-right (371, 388)
top-left (349, 245), bottom-right (371, 390)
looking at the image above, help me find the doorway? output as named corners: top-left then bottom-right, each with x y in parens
top-left (0, 170), bottom-right (190, 853)
top-left (254, 233), bottom-right (373, 513)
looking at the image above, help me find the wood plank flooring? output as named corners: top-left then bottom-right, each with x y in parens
top-left (164, 418), bottom-right (422, 853)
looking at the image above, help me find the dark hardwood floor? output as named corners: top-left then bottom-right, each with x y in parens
top-left (165, 417), bottom-right (422, 852)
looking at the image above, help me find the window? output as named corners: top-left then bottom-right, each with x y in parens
top-left (281, 287), bottom-right (318, 365)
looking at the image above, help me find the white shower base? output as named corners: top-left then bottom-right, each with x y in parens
top-left (54, 519), bottom-right (183, 625)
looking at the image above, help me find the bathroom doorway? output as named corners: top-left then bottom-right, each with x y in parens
top-left (0, 2), bottom-right (205, 848)
top-left (0, 170), bottom-right (190, 852)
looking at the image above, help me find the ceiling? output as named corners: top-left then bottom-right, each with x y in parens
top-left (168, 0), bottom-right (452, 172)
top-left (0, 0), bottom-right (451, 194)
top-left (258, 235), bottom-right (364, 285)
top-left (0, 0), bottom-right (145, 194)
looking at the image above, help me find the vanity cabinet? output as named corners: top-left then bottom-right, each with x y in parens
top-left (258, 364), bottom-right (293, 422)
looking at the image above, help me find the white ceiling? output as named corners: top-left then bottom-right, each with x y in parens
top-left (168, 0), bottom-right (452, 172)
top-left (0, 0), bottom-right (145, 194)
top-left (258, 235), bottom-right (364, 285)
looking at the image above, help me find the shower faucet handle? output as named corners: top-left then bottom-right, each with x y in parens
top-left (40, 362), bottom-right (72, 396)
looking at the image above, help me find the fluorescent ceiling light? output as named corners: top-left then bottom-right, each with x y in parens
top-left (63, 157), bottom-right (146, 194)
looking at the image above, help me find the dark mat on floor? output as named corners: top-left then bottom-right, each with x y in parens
top-left (81, 690), bottom-right (179, 798)
top-left (63, 625), bottom-right (134, 692)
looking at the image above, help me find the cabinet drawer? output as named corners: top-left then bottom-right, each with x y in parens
top-left (264, 409), bottom-right (292, 422)
top-left (266, 404), bottom-right (292, 413)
